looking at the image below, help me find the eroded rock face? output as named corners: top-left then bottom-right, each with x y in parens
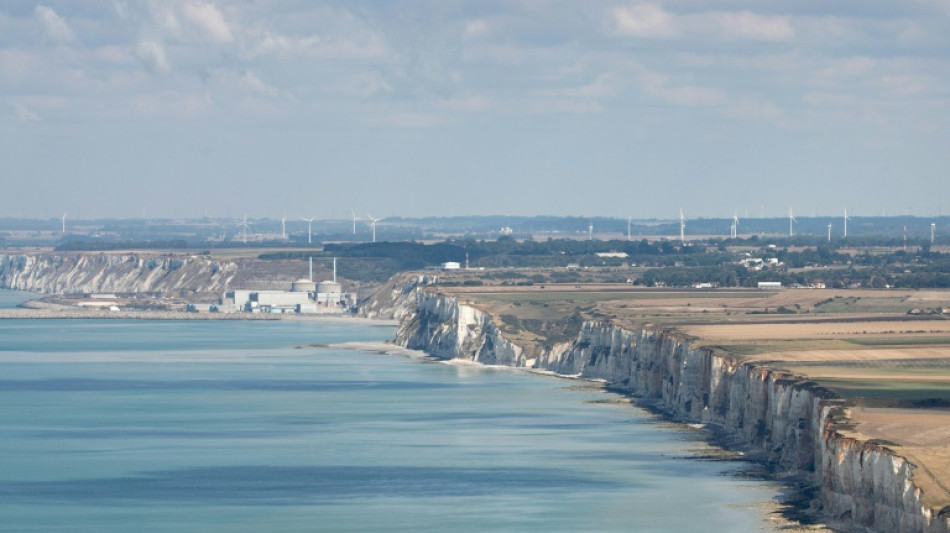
top-left (396, 291), bottom-right (525, 366)
top-left (819, 416), bottom-right (949, 533)
top-left (393, 291), bottom-right (950, 533)
top-left (360, 274), bottom-right (427, 321)
top-left (0, 253), bottom-right (238, 295)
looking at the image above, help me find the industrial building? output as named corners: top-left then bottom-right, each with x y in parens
top-left (220, 258), bottom-right (352, 314)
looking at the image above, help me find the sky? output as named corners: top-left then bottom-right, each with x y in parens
top-left (1, 1), bottom-right (949, 221)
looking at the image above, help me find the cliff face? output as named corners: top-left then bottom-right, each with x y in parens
top-left (396, 291), bottom-right (527, 366)
top-left (0, 253), bottom-right (238, 295)
top-left (820, 416), bottom-right (949, 533)
top-left (395, 291), bottom-right (950, 533)
top-left (359, 273), bottom-right (427, 321)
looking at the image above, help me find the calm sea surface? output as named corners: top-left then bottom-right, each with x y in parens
top-left (0, 290), bottom-right (781, 532)
top-left (0, 288), bottom-right (34, 309)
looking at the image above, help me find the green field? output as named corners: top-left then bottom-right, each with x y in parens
top-left (814, 296), bottom-right (950, 314)
top-left (845, 337), bottom-right (950, 346)
top-left (471, 291), bottom-right (764, 304)
top-left (812, 378), bottom-right (950, 401)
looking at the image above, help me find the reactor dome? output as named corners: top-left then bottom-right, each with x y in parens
top-left (291, 279), bottom-right (317, 293)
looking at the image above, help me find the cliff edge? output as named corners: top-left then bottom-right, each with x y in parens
top-left (393, 289), bottom-right (950, 533)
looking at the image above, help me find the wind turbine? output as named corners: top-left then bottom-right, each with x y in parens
top-left (237, 213), bottom-right (251, 244)
top-left (932, 223), bottom-right (937, 244)
top-left (731, 211), bottom-right (739, 239)
top-left (679, 208), bottom-right (686, 245)
top-left (351, 211), bottom-right (360, 235)
top-left (301, 217), bottom-right (315, 244)
top-left (281, 213), bottom-right (287, 240)
top-left (788, 207), bottom-right (796, 237)
top-left (588, 220), bottom-right (593, 241)
top-left (627, 217), bottom-right (631, 241)
top-left (843, 208), bottom-right (850, 238)
top-left (827, 223), bottom-right (832, 243)
top-left (366, 214), bottom-right (383, 243)
top-left (61, 211), bottom-right (67, 234)
top-left (904, 220), bottom-right (908, 252)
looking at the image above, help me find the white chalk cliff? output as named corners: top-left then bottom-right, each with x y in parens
top-left (393, 289), bottom-right (950, 533)
top-left (0, 253), bottom-right (237, 295)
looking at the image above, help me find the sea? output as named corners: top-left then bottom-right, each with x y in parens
top-left (0, 289), bottom-right (782, 532)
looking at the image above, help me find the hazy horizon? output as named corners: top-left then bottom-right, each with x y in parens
top-left (2, 1), bottom-right (948, 220)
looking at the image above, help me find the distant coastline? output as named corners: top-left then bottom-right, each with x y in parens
top-left (0, 306), bottom-right (397, 325)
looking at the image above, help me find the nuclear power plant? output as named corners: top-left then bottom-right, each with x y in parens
top-left (220, 257), bottom-right (353, 314)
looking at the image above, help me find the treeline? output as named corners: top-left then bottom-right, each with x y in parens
top-left (253, 237), bottom-right (950, 288)
top-left (641, 262), bottom-right (950, 289)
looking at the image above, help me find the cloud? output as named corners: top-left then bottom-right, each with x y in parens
top-left (34, 5), bottom-right (76, 44)
top-left (180, 2), bottom-right (233, 43)
top-left (879, 74), bottom-right (931, 96)
top-left (837, 57), bottom-right (877, 76)
top-left (247, 30), bottom-right (387, 60)
top-left (611, 4), bottom-right (795, 41)
top-left (337, 71), bottom-right (394, 98)
top-left (676, 52), bottom-right (800, 72)
top-left (610, 4), bottom-right (675, 37)
top-left (638, 72), bottom-right (722, 105)
top-left (437, 94), bottom-right (492, 111)
top-left (726, 99), bottom-right (783, 121)
top-left (386, 112), bottom-right (440, 127)
top-left (812, 56), bottom-right (876, 86)
top-left (12, 103), bottom-right (41, 122)
top-left (143, 1), bottom-right (232, 44)
top-left (531, 100), bottom-right (604, 114)
top-left (236, 71), bottom-right (278, 97)
top-left (209, 69), bottom-right (297, 104)
top-left (802, 92), bottom-right (861, 106)
top-left (133, 90), bottom-right (212, 116)
top-left (464, 19), bottom-right (489, 38)
top-left (135, 40), bottom-right (170, 74)
top-left (146, 1), bottom-right (183, 36)
top-left (559, 72), bottom-right (619, 98)
top-left (701, 11), bottom-right (794, 41)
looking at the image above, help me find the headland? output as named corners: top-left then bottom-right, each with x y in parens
top-left (375, 270), bottom-right (950, 533)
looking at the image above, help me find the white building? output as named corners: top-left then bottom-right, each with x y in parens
top-left (253, 291), bottom-right (311, 307)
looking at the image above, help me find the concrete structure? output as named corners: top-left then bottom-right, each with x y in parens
top-left (317, 281), bottom-right (342, 294)
top-left (222, 277), bottom-right (353, 315)
top-left (315, 281), bottom-right (343, 306)
top-left (224, 290), bottom-right (254, 307)
top-left (253, 290), bottom-right (311, 307)
top-left (186, 303), bottom-right (218, 313)
top-left (89, 293), bottom-right (118, 299)
top-left (291, 279), bottom-right (317, 293)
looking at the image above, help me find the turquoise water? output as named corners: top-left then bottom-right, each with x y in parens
top-left (0, 314), bottom-right (781, 532)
